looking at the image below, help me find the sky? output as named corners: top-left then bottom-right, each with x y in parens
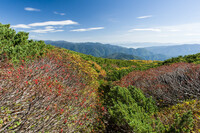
top-left (1, 0), bottom-right (200, 47)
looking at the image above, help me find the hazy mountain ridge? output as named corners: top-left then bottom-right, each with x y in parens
top-left (45, 40), bottom-right (168, 61)
top-left (145, 44), bottom-right (200, 57)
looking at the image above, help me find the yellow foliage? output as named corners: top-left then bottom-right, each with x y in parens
top-left (155, 99), bottom-right (200, 132)
top-left (47, 48), bottom-right (100, 89)
top-left (130, 59), bottom-right (161, 65)
top-left (116, 67), bottom-right (130, 70)
top-left (89, 61), bottom-right (107, 78)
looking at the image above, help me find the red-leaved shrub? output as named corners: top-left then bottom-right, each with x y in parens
top-left (0, 52), bottom-right (105, 132)
top-left (116, 63), bottom-right (200, 106)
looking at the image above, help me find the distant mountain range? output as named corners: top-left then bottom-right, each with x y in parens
top-left (114, 42), bottom-right (178, 48)
top-left (45, 40), bottom-right (200, 61)
top-left (145, 44), bottom-right (200, 57)
top-left (45, 40), bottom-right (168, 61)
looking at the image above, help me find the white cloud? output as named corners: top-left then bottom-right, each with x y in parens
top-left (71, 27), bottom-right (104, 32)
top-left (11, 20), bottom-right (78, 29)
top-left (137, 15), bottom-right (152, 19)
top-left (24, 7), bottom-right (40, 11)
top-left (28, 20), bottom-right (78, 27)
top-left (11, 24), bottom-right (31, 29)
top-left (54, 11), bottom-right (66, 16)
top-left (11, 20), bottom-right (77, 34)
top-left (45, 26), bottom-right (54, 29)
top-left (29, 26), bottom-right (64, 33)
top-left (129, 28), bottom-right (161, 32)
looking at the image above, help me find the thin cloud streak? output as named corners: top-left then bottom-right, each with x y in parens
top-left (137, 15), bottom-right (152, 19)
top-left (54, 11), bottom-right (66, 16)
top-left (24, 7), bottom-right (40, 11)
top-left (129, 28), bottom-right (161, 32)
top-left (71, 27), bottom-right (104, 32)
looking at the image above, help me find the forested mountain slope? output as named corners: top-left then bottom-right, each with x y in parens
top-left (45, 40), bottom-right (168, 61)
top-left (104, 53), bottom-right (143, 60)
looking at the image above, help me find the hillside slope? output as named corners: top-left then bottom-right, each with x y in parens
top-left (104, 53), bottom-right (143, 60)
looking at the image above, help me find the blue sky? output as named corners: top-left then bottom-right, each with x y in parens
top-left (1, 0), bottom-right (200, 46)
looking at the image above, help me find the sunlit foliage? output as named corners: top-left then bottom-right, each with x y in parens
top-left (116, 63), bottom-right (200, 106)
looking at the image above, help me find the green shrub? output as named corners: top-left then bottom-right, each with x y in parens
top-left (0, 23), bottom-right (51, 63)
top-left (106, 86), bottom-right (195, 132)
top-left (107, 86), bottom-right (164, 132)
top-left (167, 111), bottom-right (194, 133)
top-left (162, 53), bottom-right (200, 65)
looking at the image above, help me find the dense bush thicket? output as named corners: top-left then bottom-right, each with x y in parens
top-left (0, 52), bottom-right (105, 132)
top-left (116, 63), bottom-right (200, 106)
top-left (0, 23), bottom-right (53, 63)
top-left (103, 85), bottom-right (195, 133)
top-left (106, 86), bottom-right (163, 133)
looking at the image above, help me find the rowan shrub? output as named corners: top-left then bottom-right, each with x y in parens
top-left (0, 52), bottom-right (104, 132)
top-left (116, 63), bottom-right (200, 106)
